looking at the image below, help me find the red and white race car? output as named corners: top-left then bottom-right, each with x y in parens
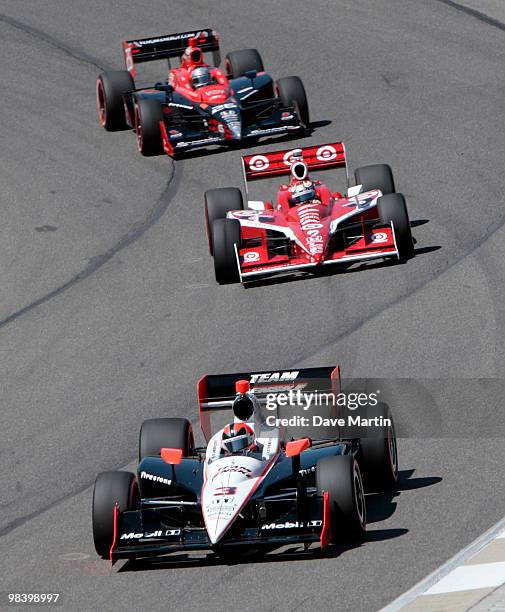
top-left (204, 142), bottom-right (414, 284)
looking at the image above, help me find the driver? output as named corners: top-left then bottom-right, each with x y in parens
top-left (277, 150), bottom-right (337, 211)
top-left (221, 422), bottom-right (256, 455)
top-left (191, 66), bottom-right (212, 89)
top-left (287, 154), bottom-right (320, 206)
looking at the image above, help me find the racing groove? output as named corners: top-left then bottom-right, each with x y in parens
top-left (1, 0), bottom-right (505, 610)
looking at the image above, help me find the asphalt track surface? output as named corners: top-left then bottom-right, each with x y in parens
top-left (0, 1), bottom-right (504, 610)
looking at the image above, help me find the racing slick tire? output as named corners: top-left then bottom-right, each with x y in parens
top-left (354, 164), bottom-right (395, 196)
top-left (275, 76), bottom-right (310, 127)
top-left (359, 403), bottom-right (399, 491)
top-left (316, 455), bottom-right (366, 542)
top-left (134, 97), bottom-right (163, 156)
top-left (225, 49), bottom-right (264, 78)
top-left (212, 218), bottom-right (241, 284)
top-left (92, 471), bottom-right (139, 558)
top-left (378, 193), bottom-right (414, 259)
top-left (139, 417), bottom-right (195, 462)
top-left (205, 188), bottom-right (244, 255)
top-left (96, 71), bottom-right (134, 131)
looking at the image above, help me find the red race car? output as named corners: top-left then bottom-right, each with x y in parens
top-left (96, 29), bottom-right (308, 156)
top-left (205, 142), bottom-right (414, 284)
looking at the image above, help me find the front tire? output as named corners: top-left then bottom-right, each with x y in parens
top-left (205, 188), bottom-right (243, 255)
top-left (139, 417), bottom-right (194, 462)
top-left (354, 164), bottom-right (395, 195)
top-left (134, 98), bottom-right (163, 156)
top-left (225, 49), bottom-right (264, 78)
top-left (212, 218), bottom-right (241, 284)
top-left (276, 76), bottom-right (309, 127)
top-left (378, 193), bottom-right (414, 258)
top-left (92, 471), bottom-right (138, 558)
top-left (316, 455), bottom-right (366, 542)
top-left (96, 71), bottom-right (134, 131)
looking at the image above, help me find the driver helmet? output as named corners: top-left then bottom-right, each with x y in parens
top-left (222, 422), bottom-right (256, 454)
top-left (289, 181), bottom-right (316, 206)
top-left (191, 66), bottom-right (211, 89)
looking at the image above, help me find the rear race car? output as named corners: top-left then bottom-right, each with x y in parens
top-left (205, 142), bottom-right (414, 284)
top-left (92, 366), bottom-right (398, 563)
top-left (96, 28), bottom-right (308, 157)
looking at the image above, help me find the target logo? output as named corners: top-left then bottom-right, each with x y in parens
top-left (249, 155), bottom-right (270, 172)
top-left (283, 149), bottom-right (299, 166)
top-left (316, 145), bottom-right (338, 161)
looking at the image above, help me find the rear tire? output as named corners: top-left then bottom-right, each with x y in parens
top-left (139, 417), bottom-right (194, 462)
top-left (212, 219), bottom-right (241, 284)
top-left (134, 97), bottom-right (163, 156)
top-left (276, 76), bottom-right (309, 127)
top-left (316, 455), bottom-right (366, 542)
top-left (360, 403), bottom-right (399, 492)
top-left (378, 193), bottom-right (414, 258)
top-left (92, 471), bottom-right (138, 558)
top-left (354, 164), bottom-right (395, 195)
top-left (96, 71), bottom-right (134, 131)
top-left (205, 188), bottom-right (244, 255)
top-left (225, 49), bottom-right (264, 78)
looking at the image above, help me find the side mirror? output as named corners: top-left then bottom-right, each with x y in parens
top-left (285, 438), bottom-right (311, 457)
top-left (347, 184), bottom-right (362, 197)
top-left (244, 69), bottom-right (258, 80)
top-left (155, 82), bottom-right (174, 94)
top-left (161, 448), bottom-right (183, 465)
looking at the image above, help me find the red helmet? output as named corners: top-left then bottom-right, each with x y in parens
top-left (222, 422), bottom-right (255, 454)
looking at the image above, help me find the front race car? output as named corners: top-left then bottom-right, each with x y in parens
top-left (92, 365), bottom-right (400, 564)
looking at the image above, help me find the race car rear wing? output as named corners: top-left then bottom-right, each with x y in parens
top-left (197, 365), bottom-right (341, 441)
top-left (241, 142), bottom-right (348, 185)
top-left (123, 28), bottom-right (220, 76)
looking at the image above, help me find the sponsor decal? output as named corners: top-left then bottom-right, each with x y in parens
top-left (212, 465), bottom-right (253, 481)
top-left (283, 149), bottom-right (298, 166)
top-left (211, 103), bottom-right (238, 114)
top-left (249, 155), bottom-right (270, 172)
top-left (213, 486), bottom-right (237, 496)
top-left (261, 520), bottom-right (322, 530)
top-left (316, 144), bottom-right (338, 162)
top-left (299, 465), bottom-right (316, 476)
top-left (243, 251), bottom-right (260, 262)
top-left (298, 204), bottom-right (324, 255)
top-left (120, 529), bottom-right (181, 540)
top-left (250, 371), bottom-right (299, 384)
top-left (140, 471), bottom-right (172, 486)
top-left (371, 232), bottom-right (388, 243)
top-left (132, 31), bottom-right (208, 47)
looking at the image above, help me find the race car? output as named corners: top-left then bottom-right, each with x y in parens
top-left (204, 142), bottom-right (415, 284)
top-left (96, 28), bottom-right (308, 156)
top-left (92, 366), bottom-right (398, 563)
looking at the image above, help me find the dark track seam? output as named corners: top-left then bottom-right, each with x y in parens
top-left (0, 162), bottom-right (181, 330)
top-left (0, 12), bottom-right (108, 71)
top-left (432, 0), bottom-right (505, 31)
top-left (0, 14), bottom-right (182, 330)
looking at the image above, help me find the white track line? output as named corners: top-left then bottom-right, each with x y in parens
top-left (381, 514), bottom-right (505, 611)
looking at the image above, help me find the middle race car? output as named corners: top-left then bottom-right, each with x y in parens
top-left (204, 142), bottom-right (415, 284)
top-left (95, 28), bottom-right (308, 156)
top-left (92, 366), bottom-right (398, 563)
